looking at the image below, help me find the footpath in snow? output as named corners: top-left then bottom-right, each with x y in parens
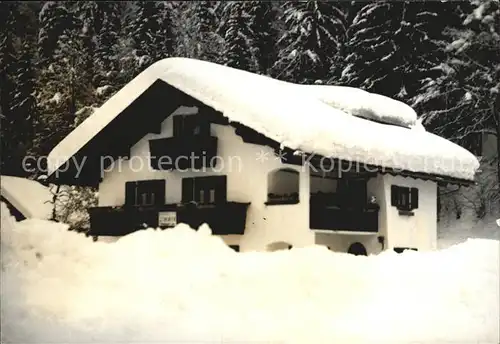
top-left (1, 202), bottom-right (499, 344)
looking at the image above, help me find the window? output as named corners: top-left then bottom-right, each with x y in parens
top-left (182, 176), bottom-right (227, 205)
top-left (173, 115), bottom-right (209, 137)
top-left (391, 185), bottom-right (418, 212)
top-left (125, 180), bottom-right (166, 207)
top-left (266, 168), bottom-right (299, 205)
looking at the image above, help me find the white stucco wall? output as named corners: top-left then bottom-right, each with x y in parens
top-left (97, 105), bottom-right (438, 253)
top-left (98, 105), bottom-right (314, 251)
top-left (382, 175), bottom-right (437, 251)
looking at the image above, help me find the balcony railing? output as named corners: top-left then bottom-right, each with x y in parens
top-left (309, 203), bottom-right (379, 233)
top-left (149, 135), bottom-right (218, 170)
top-left (88, 201), bottom-right (250, 237)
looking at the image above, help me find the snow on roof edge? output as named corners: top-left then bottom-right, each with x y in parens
top-left (296, 85), bottom-right (418, 128)
top-left (0, 175), bottom-right (53, 220)
top-left (47, 57), bottom-right (479, 182)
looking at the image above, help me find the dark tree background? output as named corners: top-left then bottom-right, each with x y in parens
top-left (1, 0), bottom-right (498, 216)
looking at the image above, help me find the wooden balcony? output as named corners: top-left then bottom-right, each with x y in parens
top-left (149, 135), bottom-right (218, 170)
top-left (88, 201), bottom-right (250, 237)
top-left (309, 204), bottom-right (379, 233)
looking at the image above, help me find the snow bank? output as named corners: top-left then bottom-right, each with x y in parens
top-left (0, 175), bottom-right (53, 220)
top-left (438, 214), bottom-right (500, 249)
top-left (47, 58), bottom-right (479, 182)
top-left (1, 203), bottom-right (498, 344)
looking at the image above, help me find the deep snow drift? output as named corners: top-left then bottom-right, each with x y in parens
top-left (1, 203), bottom-right (499, 344)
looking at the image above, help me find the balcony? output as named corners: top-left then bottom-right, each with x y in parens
top-left (310, 205), bottom-right (379, 233)
top-left (149, 135), bottom-right (218, 170)
top-left (88, 201), bottom-right (250, 237)
top-left (309, 194), bottom-right (379, 233)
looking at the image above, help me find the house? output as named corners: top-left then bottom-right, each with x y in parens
top-left (0, 175), bottom-right (53, 221)
top-left (45, 58), bottom-right (480, 254)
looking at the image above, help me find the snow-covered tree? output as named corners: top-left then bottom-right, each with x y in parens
top-left (0, 1), bottom-right (17, 118)
top-left (413, 0), bottom-right (499, 185)
top-left (82, 2), bottom-right (122, 102)
top-left (35, 1), bottom-right (94, 157)
top-left (272, 1), bottom-right (346, 84)
top-left (220, 2), bottom-right (257, 72)
top-left (1, 1), bottom-right (21, 175)
top-left (128, 1), bottom-right (175, 70)
top-left (10, 44), bottom-right (36, 148)
top-left (176, 1), bottom-right (224, 63)
top-left (0, 2), bottom-right (37, 176)
top-left (341, 1), bottom-right (457, 100)
top-left (242, 2), bottom-right (279, 75)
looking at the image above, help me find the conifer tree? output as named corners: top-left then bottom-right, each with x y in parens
top-left (242, 1), bottom-right (279, 74)
top-left (0, 1), bottom-right (20, 174)
top-left (413, 0), bottom-right (499, 184)
top-left (341, 1), bottom-right (458, 101)
top-left (220, 2), bottom-right (257, 72)
top-left (178, 1), bottom-right (224, 63)
top-left (129, 1), bottom-right (175, 70)
top-left (92, 2), bottom-right (122, 101)
top-left (272, 1), bottom-right (346, 84)
top-left (35, 1), bottom-right (94, 156)
top-left (0, 2), bottom-right (37, 175)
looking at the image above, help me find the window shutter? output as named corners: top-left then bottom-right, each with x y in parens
top-left (173, 116), bottom-right (183, 137)
top-left (155, 180), bottom-right (166, 205)
top-left (182, 178), bottom-right (194, 203)
top-left (215, 175), bottom-right (227, 203)
top-left (125, 182), bottom-right (136, 206)
top-left (410, 187), bottom-right (419, 210)
top-left (391, 185), bottom-right (398, 206)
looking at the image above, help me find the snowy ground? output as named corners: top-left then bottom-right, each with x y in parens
top-left (1, 202), bottom-right (499, 344)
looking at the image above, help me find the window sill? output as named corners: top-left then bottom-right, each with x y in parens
top-left (398, 210), bottom-right (415, 216)
top-left (265, 199), bottom-right (299, 206)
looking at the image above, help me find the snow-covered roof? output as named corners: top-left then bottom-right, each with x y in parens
top-left (296, 85), bottom-right (418, 128)
top-left (47, 57), bottom-right (479, 182)
top-left (0, 176), bottom-right (53, 220)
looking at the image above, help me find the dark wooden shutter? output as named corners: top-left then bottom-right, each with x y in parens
top-left (125, 182), bottom-right (136, 206)
top-left (410, 187), bottom-right (419, 210)
top-left (182, 178), bottom-right (194, 203)
top-left (391, 185), bottom-right (398, 206)
top-left (215, 176), bottom-right (227, 203)
top-left (154, 180), bottom-right (166, 205)
top-left (173, 116), bottom-right (183, 137)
